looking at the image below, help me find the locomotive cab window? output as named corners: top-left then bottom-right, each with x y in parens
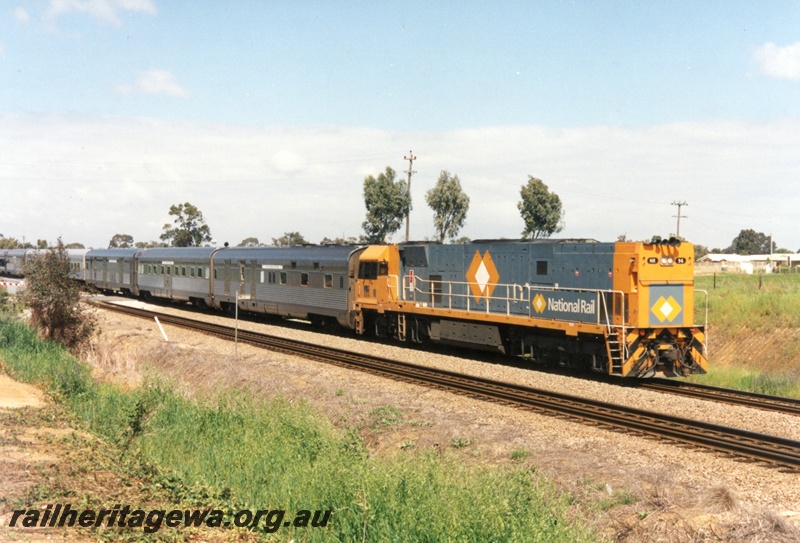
top-left (358, 262), bottom-right (379, 280)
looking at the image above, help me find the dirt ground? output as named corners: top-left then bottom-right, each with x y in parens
top-left (2, 304), bottom-right (800, 542)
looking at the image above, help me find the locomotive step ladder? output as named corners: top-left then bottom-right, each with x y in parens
top-left (606, 331), bottom-right (625, 375)
top-left (397, 313), bottom-right (407, 342)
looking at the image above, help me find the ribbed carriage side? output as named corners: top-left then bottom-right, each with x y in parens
top-left (211, 246), bottom-right (364, 327)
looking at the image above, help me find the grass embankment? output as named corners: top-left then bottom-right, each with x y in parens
top-left (692, 272), bottom-right (800, 398)
top-left (0, 317), bottom-right (596, 542)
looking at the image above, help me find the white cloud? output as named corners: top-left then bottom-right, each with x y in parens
top-left (754, 41), bottom-right (800, 81)
top-left (116, 69), bottom-right (190, 97)
top-left (46, 0), bottom-right (155, 27)
top-left (1, 115), bottom-right (799, 251)
top-left (14, 7), bottom-right (31, 24)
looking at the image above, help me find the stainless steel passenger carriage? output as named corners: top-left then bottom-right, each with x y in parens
top-left (136, 247), bottom-right (222, 305)
top-left (214, 246), bottom-right (364, 327)
top-left (0, 249), bottom-right (36, 276)
top-left (67, 249), bottom-right (89, 281)
top-left (85, 249), bottom-right (139, 294)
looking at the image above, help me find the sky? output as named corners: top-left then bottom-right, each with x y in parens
top-left (2, 1), bottom-right (800, 251)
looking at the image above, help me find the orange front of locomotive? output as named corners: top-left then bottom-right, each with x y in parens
top-left (613, 240), bottom-right (708, 377)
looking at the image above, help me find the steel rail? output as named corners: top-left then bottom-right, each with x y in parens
top-left (92, 300), bottom-right (800, 471)
top-left (633, 378), bottom-right (800, 417)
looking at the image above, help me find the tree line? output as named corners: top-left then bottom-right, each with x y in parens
top-left (4, 162), bottom-right (794, 254)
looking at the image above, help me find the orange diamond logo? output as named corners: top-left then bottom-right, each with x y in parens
top-left (466, 250), bottom-right (500, 302)
top-left (651, 295), bottom-right (682, 323)
top-left (532, 293), bottom-right (546, 314)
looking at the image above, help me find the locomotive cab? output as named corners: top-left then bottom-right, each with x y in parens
top-left (354, 245), bottom-right (400, 334)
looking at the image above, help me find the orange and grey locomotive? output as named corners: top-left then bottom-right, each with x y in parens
top-left (354, 239), bottom-right (707, 377)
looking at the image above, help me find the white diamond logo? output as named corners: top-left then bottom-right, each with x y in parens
top-left (659, 300), bottom-right (673, 319)
top-left (534, 295), bottom-right (546, 313)
top-left (474, 261), bottom-right (490, 294)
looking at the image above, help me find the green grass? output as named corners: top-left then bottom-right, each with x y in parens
top-left (0, 317), bottom-right (597, 543)
top-left (692, 272), bottom-right (800, 397)
top-left (694, 272), bottom-right (800, 333)
top-left (687, 365), bottom-right (800, 398)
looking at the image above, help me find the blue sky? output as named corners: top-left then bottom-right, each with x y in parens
top-left (2, 1), bottom-right (800, 251)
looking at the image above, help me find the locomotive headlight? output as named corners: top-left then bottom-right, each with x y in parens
top-left (667, 257), bottom-right (674, 264)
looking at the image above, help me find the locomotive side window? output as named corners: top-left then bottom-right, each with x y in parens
top-left (301, 272), bottom-right (309, 286)
top-left (324, 274), bottom-right (332, 288)
top-left (280, 272), bottom-right (287, 285)
top-left (536, 261), bottom-right (548, 276)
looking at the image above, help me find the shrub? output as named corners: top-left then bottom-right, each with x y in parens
top-left (20, 239), bottom-right (95, 353)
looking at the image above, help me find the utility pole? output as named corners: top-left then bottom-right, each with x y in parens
top-left (404, 150), bottom-right (417, 242)
top-left (671, 201), bottom-right (688, 238)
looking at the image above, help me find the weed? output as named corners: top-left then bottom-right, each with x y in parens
top-left (451, 437), bottom-right (472, 449)
top-left (509, 448), bottom-right (531, 461)
top-left (368, 404), bottom-right (403, 428)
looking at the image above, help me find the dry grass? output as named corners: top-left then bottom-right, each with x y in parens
top-left (717, 509), bottom-right (800, 543)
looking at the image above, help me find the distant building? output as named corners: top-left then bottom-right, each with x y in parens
top-left (696, 253), bottom-right (800, 274)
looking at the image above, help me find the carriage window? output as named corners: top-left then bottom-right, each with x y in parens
top-left (260, 270), bottom-right (265, 283)
top-left (339, 276), bottom-right (344, 289)
top-left (324, 274), bottom-right (332, 288)
top-left (280, 272), bottom-right (287, 285)
top-left (190, 267), bottom-right (195, 277)
top-left (301, 272), bottom-right (309, 286)
top-left (181, 266), bottom-right (187, 276)
top-left (214, 269), bottom-right (218, 280)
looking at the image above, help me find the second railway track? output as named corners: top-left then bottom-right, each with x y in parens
top-left (92, 299), bottom-right (800, 472)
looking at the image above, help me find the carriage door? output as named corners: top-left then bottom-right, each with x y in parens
top-left (223, 260), bottom-right (231, 297)
top-left (164, 263), bottom-right (173, 294)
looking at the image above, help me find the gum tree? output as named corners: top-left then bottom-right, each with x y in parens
top-left (426, 171), bottom-right (470, 242)
top-left (518, 176), bottom-right (564, 239)
top-left (361, 167), bottom-right (411, 243)
top-left (160, 202), bottom-right (212, 247)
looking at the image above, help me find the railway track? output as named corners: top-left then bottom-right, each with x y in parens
top-left (91, 299), bottom-right (800, 472)
top-left (632, 378), bottom-right (800, 417)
